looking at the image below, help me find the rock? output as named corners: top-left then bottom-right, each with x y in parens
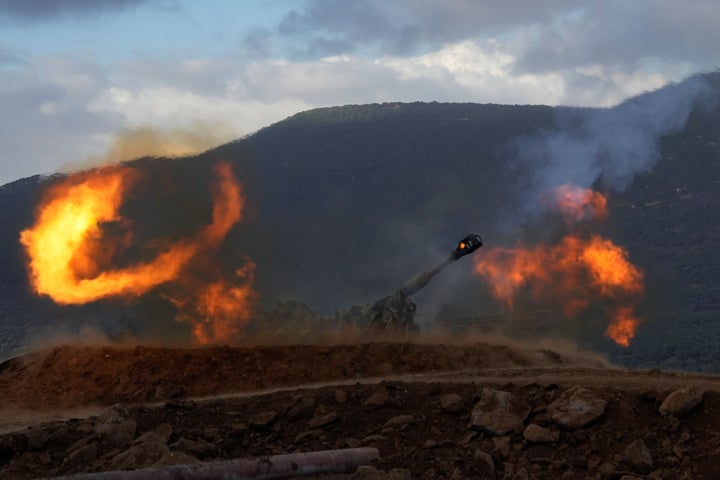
top-left (523, 423), bottom-right (559, 443)
top-left (361, 434), bottom-right (387, 445)
top-left (94, 404), bottom-right (138, 446)
top-left (286, 396), bottom-right (317, 420)
top-left (659, 387), bottom-right (704, 417)
top-left (335, 389), bottom-right (348, 404)
top-left (345, 438), bottom-right (362, 448)
top-left (136, 423), bottom-right (174, 445)
top-left (107, 423), bottom-right (177, 471)
top-left (547, 387), bottom-right (607, 429)
top-left (512, 466), bottom-right (529, 480)
top-left (598, 462), bottom-right (615, 475)
top-left (422, 439), bottom-right (438, 449)
top-left (308, 412), bottom-right (338, 428)
top-left (388, 469), bottom-right (412, 480)
top-left (351, 466), bottom-right (383, 479)
top-left (384, 415), bottom-right (415, 427)
top-left (63, 443), bottom-right (98, 468)
top-left (474, 449), bottom-right (495, 476)
top-left (107, 441), bottom-right (171, 471)
top-left (440, 393), bottom-right (464, 413)
top-left (229, 422), bottom-right (248, 437)
top-left (620, 476), bottom-right (643, 480)
top-left (492, 436), bottom-right (512, 459)
top-left (250, 411), bottom-right (279, 429)
top-left (170, 437), bottom-right (216, 457)
top-left (295, 430), bottom-right (324, 442)
top-left (364, 387), bottom-right (390, 407)
top-left (468, 388), bottom-right (530, 436)
top-left (624, 439), bottom-right (653, 473)
top-left (25, 427), bottom-right (49, 450)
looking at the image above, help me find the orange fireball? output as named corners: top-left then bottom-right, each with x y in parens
top-left (20, 161), bottom-right (255, 344)
top-left (550, 183), bottom-right (608, 224)
top-left (474, 182), bottom-right (644, 348)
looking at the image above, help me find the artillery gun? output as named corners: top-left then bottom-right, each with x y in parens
top-left (339, 233), bottom-right (483, 333)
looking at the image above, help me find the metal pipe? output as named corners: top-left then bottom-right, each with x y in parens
top-left (398, 233), bottom-right (483, 297)
top-left (45, 447), bottom-right (380, 480)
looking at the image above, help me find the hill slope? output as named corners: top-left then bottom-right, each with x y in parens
top-left (0, 72), bottom-right (718, 370)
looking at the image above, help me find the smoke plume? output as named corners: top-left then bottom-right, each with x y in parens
top-left (61, 121), bottom-right (241, 171)
top-left (512, 74), bottom-right (714, 220)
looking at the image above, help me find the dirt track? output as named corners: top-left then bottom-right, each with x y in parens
top-left (1, 342), bottom-right (720, 479)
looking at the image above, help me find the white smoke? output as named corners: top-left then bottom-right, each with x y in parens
top-left (512, 73), bottom-right (715, 218)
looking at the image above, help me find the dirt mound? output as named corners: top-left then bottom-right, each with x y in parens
top-left (2, 341), bottom-right (720, 479)
top-left (0, 341), bottom-right (594, 409)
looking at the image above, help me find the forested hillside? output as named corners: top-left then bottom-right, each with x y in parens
top-left (0, 72), bottom-right (718, 371)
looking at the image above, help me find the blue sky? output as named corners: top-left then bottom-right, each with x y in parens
top-left (1, 0), bottom-right (718, 185)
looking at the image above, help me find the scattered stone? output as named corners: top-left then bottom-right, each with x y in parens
top-left (308, 412), bottom-right (338, 428)
top-left (229, 422), bottom-right (248, 437)
top-left (620, 476), bottom-right (643, 480)
top-left (440, 393), bottom-right (464, 413)
top-left (388, 469), bottom-right (412, 480)
top-left (364, 387), bottom-right (390, 407)
top-left (62, 443), bottom-right (98, 469)
top-left (345, 438), bottom-right (362, 448)
top-left (598, 462), bottom-right (615, 475)
top-left (361, 434), bottom-right (387, 445)
top-left (384, 415), bottom-right (415, 427)
top-left (351, 465), bottom-right (390, 479)
top-left (294, 430), bottom-right (324, 442)
top-left (250, 411), bottom-right (279, 430)
top-left (512, 466), bottom-right (529, 480)
top-left (523, 423), bottom-right (559, 443)
top-left (286, 396), bottom-right (317, 420)
top-left (548, 387), bottom-right (607, 429)
top-left (25, 427), bottom-right (49, 451)
top-left (492, 436), bottom-right (512, 459)
top-left (624, 439), bottom-right (653, 473)
top-left (659, 387), bottom-right (704, 417)
top-left (106, 423), bottom-right (183, 471)
top-left (335, 389), bottom-right (348, 404)
top-left (170, 437), bottom-right (216, 458)
top-left (94, 404), bottom-right (137, 446)
top-left (201, 427), bottom-right (221, 442)
top-left (474, 449), bottom-right (495, 476)
top-left (468, 388), bottom-right (530, 436)
top-left (458, 431), bottom-right (478, 446)
top-left (422, 439), bottom-right (438, 449)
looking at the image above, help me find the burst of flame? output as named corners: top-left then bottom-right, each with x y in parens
top-left (474, 185), bottom-right (644, 347)
top-left (607, 307), bottom-right (639, 347)
top-left (170, 262), bottom-right (257, 345)
top-left (550, 183), bottom-right (608, 224)
top-left (20, 161), bottom-right (254, 343)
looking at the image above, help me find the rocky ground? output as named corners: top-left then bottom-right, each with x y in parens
top-left (1, 342), bottom-right (719, 479)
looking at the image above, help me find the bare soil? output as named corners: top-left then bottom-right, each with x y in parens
top-left (1, 342), bottom-right (719, 479)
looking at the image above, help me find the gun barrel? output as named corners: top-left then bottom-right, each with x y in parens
top-left (398, 233), bottom-right (483, 298)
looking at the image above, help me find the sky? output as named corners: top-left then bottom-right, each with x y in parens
top-left (0, 0), bottom-right (718, 186)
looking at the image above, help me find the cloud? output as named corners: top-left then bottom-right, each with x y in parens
top-left (0, 0), bottom-right (150, 22)
top-left (0, 44), bottom-right (21, 65)
top-left (514, 0), bottom-right (720, 75)
top-left (274, 0), bottom-right (578, 57)
top-left (0, 54), bottom-right (118, 185)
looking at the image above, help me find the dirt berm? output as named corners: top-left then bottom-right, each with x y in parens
top-left (1, 342), bottom-right (719, 479)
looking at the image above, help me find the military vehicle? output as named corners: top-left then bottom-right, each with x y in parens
top-left (338, 233), bottom-right (483, 333)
